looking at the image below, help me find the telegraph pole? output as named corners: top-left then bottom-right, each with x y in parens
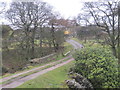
top-left (118, 1), bottom-right (120, 85)
top-left (118, 2), bottom-right (120, 63)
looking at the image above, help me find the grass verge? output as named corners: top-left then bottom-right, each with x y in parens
top-left (1, 41), bottom-right (73, 79)
top-left (1, 41), bottom-right (73, 85)
top-left (63, 42), bottom-right (73, 54)
top-left (17, 61), bottom-right (75, 88)
top-left (1, 56), bottom-right (72, 85)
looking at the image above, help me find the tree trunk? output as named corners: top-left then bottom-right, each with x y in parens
top-left (48, 41), bottom-right (52, 48)
top-left (39, 27), bottom-right (43, 48)
top-left (31, 28), bottom-right (36, 59)
top-left (51, 23), bottom-right (57, 52)
top-left (31, 38), bottom-right (35, 59)
top-left (111, 46), bottom-right (117, 58)
top-left (40, 39), bottom-right (43, 48)
top-left (84, 37), bottom-right (87, 43)
top-left (25, 27), bottom-right (31, 60)
top-left (26, 37), bottom-right (30, 60)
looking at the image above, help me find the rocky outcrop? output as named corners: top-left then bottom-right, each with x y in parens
top-left (65, 72), bottom-right (93, 90)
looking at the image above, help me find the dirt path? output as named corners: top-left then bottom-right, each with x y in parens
top-left (2, 58), bottom-right (74, 88)
top-left (66, 39), bottom-right (83, 49)
top-left (0, 55), bottom-right (71, 83)
top-left (1, 39), bottom-right (82, 88)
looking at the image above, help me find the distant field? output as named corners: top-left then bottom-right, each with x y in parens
top-left (72, 37), bottom-right (109, 48)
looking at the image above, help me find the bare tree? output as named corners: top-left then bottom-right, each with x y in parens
top-left (48, 15), bottom-right (66, 53)
top-left (30, 2), bottom-right (53, 58)
top-left (0, 2), bottom-right (6, 14)
top-left (6, 1), bottom-right (53, 59)
top-left (79, 1), bottom-right (119, 58)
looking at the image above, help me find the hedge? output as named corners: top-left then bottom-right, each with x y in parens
top-left (72, 47), bottom-right (119, 88)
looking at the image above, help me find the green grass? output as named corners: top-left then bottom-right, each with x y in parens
top-left (1, 41), bottom-right (73, 80)
top-left (1, 65), bottom-right (54, 85)
top-left (1, 54), bottom-right (66, 79)
top-left (72, 38), bottom-right (82, 44)
top-left (17, 61), bottom-right (75, 88)
top-left (72, 37), bottom-right (102, 47)
top-left (1, 62), bottom-right (50, 79)
top-left (63, 42), bottom-right (73, 54)
top-left (1, 53), bottom-right (61, 78)
top-left (72, 38), bottom-right (111, 54)
top-left (1, 57), bottom-right (71, 85)
top-left (1, 41), bottom-right (73, 79)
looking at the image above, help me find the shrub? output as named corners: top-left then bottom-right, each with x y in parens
top-left (72, 47), bottom-right (119, 88)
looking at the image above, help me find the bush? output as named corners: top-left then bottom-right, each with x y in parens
top-left (72, 47), bottom-right (119, 88)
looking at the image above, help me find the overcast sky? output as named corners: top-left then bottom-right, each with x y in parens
top-left (0, 0), bottom-right (100, 24)
top-left (43, 0), bottom-right (83, 19)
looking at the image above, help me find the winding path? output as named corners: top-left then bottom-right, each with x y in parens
top-left (1, 39), bottom-right (83, 88)
top-left (0, 55), bottom-right (71, 83)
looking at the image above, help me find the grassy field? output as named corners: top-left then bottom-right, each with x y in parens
top-left (17, 61), bottom-right (75, 88)
top-left (72, 37), bottom-right (105, 47)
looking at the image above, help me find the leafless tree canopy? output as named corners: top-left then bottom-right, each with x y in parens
top-left (77, 1), bottom-right (120, 58)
